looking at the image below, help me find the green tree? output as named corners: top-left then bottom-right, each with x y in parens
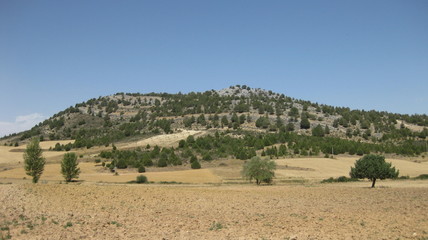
top-left (191, 160), bottom-right (201, 169)
top-left (350, 154), bottom-right (399, 188)
top-left (312, 124), bottom-right (325, 137)
top-left (221, 115), bottom-right (229, 127)
top-left (241, 156), bottom-right (277, 185)
top-left (61, 153), bottom-right (81, 182)
top-left (24, 138), bottom-right (46, 183)
top-left (300, 115), bottom-right (310, 129)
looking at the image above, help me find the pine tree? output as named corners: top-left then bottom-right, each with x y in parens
top-left (24, 138), bottom-right (45, 183)
top-left (61, 153), bottom-right (81, 182)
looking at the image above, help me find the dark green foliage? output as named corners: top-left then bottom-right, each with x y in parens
top-left (178, 139), bottom-right (186, 148)
top-left (221, 115), bottom-right (229, 127)
top-left (300, 115), bottom-right (310, 129)
top-left (61, 153), bottom-right (80, 182)
top-left (197, 114), bottom-right (206, 125)
top-left (24, 138), bottom-right (45, 183)
top-left (241, 156), bottom-right (276, 185)
top-left (312, 124), bottom-right (325, 137)
top-left (191, 160), bottom-right (201, 169)
top-left (157, 153), bottom-right (168, 167)
top-left (285, 123), bottom-right (295, 132)
top-left (154, 119), bottom-right (172, 133)
top-left (115, 158), bottom-right (128, 169)
top-left (202, 152), bottom-right (213, 161)
top-left (321, 176), bottom-right (359, 183)
top-left (136, 175), bottom-right (148, 183)
top-left (190, 155), bottom-right (198, 163)
top-left (350, 154), bottom-right (399, 187)
top-left (255, 116), bottom-right (270, 129)
top-left (288, 107), bottom-right (299, 118)
top-left (138, 165), bottom-right (146, 173)
top-left (414, 174), bottom-right (428, 180)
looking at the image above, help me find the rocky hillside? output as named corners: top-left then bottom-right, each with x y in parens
top-left (2, 85), bottom-right (428, 156)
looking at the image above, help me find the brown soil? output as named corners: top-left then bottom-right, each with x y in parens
top-left (0, 183), bottom-right (427, 240)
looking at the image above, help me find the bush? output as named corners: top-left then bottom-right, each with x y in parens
top-left (321, 176), bottom-right (358, 183)
top-left (190, 155), bottom-right (198, 163)
top-left (116, 159), bottom-right (128, 169)
top-left (414, 174), bottom-right (428, 180)
top-left (94, 159), bottom-right (101, 163)
top-left (157, 157), bottom-right (167, 167)
top-left (191, 161), bottom-right (201, 169)
top-left (202, 153), bottom-right (212, 161)
top-left (138, 165), bottom-right (146, 173)
top-left (136, 175), bottom-right (148, 183)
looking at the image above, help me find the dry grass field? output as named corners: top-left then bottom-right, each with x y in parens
top-left (0, 140), bottom-right (75, 167)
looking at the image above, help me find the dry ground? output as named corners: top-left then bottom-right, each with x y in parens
top-left (0, 183), bottom-right (427, 240)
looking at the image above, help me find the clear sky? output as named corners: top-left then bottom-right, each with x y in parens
top-left (0, 0), bottom-right (427, 137)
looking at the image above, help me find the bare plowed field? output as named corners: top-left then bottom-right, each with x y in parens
top-left (1, 183), bottom-right (427, 239)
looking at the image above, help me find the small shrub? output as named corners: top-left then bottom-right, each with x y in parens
top-left (64, 222), bottom-right (73, 228)
top-left (157, 158), bottom-right (167, 167)
top-left (116, 159), bottom-right (127, 169)
top-left (136, 175), bottom-right (148, 184)
top-left (191, 161), bottom-right (201, 169)
top-left (209, 221), bottom-right (224, 231)
top-left (396, 175), bottom-right (410, 180)
top-left (190, 155), bottom-right (198, 163)
top-left (94, 159), bottom-right (101, 163)
top-left (321, 176), bottom-right (359, 183)
top-left (202, 153), bottom-right (212, 161)
top-left (138, 165), bottom-right (146, 173)
top-left (414, 174), bottom-right (428, 180)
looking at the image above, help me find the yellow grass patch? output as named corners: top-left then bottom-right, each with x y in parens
top-left (275, 156), bottom-right (428, 179)
top-left (0, 162), bottom-right (221, 184)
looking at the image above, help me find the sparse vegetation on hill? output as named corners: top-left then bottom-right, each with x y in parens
top-left (2, 85), bottom-right (427, 159)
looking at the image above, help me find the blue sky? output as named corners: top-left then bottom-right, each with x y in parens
top-left (0, 0), bottom-right (427, 136)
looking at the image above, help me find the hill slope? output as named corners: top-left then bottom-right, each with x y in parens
top-left (2, 85), bottom-right (427, 157)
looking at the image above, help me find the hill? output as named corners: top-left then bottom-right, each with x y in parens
top-left (1, 85), bottom-right (427, 163)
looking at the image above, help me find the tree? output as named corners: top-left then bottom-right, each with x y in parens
top-left (300, 115), bottom-right (310, 129)
top-left (61, 153), bottom-right (80, 182)
top-left (24, 138), bottom-right (45, 183)
top-left (312, 124), bottom-right (325, 137)
top-left (241, 156), bottom-right (277, 185)
top-left (350, 154), bottom-right (399, 188)
top-left (191, 160), bottom-right (201, 169)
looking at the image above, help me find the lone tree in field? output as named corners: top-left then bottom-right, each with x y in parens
top-left (350, 154), bottom-right (399, 188)
top-left (61, 153), bottom-right (80, 182)
top-left (241, 156), bottom-right (276, 185)
top-left (24, 138), bottom-right (45, 183)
